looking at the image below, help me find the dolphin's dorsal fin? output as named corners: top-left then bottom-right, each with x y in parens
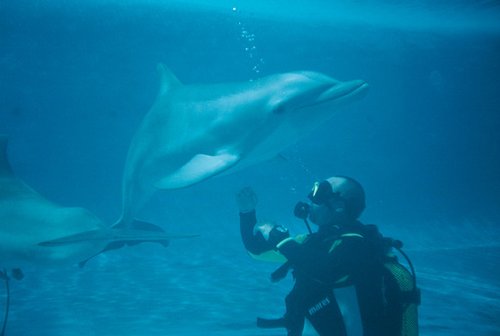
top-left (0, 135), bottom-right (13, 177)
top-left (157, 63), bottom-right (182, 96)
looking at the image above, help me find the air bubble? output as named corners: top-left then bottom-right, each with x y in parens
top-left (233, 9), bottom-right (265, 78)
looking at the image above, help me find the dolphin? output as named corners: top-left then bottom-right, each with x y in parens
top-left (118, 65), bottom-right (369, 225)
top-left (0, 135), bottom-right (190, 271)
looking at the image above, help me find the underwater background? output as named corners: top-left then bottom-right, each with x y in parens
top-left (1, 0), bottom-right (499, 335)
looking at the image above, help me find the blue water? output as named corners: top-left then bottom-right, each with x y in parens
top-left (1, 1), bottom-right (499, 335)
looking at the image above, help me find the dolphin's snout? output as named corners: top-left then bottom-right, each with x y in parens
top-left (343, 79), bottom-right (369, 95)
top-left (318, 79), bottom-right (369, 102)
top-left (351, 80), bottom-right (369, 96)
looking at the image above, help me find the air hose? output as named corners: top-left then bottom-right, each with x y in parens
top-left (391, 241), bottom-right (421, 305)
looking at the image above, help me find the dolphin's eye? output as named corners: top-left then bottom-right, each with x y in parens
top-left (273, 104), bottom-right (286, 115)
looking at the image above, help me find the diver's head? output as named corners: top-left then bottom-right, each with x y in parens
top-left (296, 176), bottom-right (365, 227)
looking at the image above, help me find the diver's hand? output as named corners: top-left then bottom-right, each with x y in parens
top-left (236, 187), bottom-right (258, 213)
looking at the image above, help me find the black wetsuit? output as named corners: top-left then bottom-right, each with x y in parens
top-left (240, 211), bottom-right (407, 336)
top-left (240, 211), bottom-right (273, 255)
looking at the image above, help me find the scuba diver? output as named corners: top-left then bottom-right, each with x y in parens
top-left (236, 176), bottom-right (420, 336)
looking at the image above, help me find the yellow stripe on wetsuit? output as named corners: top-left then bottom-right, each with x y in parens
top-left (328, 232), bottom-right (364, 253)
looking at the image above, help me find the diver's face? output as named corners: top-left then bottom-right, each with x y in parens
top-left (309, 199), bottom-right (351, 227)
top-left (308, 203), bottom-right (333, 226)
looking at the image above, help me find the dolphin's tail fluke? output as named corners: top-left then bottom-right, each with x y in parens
top-left (37, 220), bottom-right (199, 267)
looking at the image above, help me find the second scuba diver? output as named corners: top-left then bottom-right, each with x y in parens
top-left (236, 176), bottom-right (420, 336)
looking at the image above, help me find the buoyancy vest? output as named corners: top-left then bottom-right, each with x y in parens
top-left (321, 223), bottom-right (421, 336)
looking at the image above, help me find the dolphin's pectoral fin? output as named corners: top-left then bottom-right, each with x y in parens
top-left (155, 152), bottom-right (240, 189)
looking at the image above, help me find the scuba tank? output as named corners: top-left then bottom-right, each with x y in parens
top-left (383, 238), bottom-right (421, 336)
